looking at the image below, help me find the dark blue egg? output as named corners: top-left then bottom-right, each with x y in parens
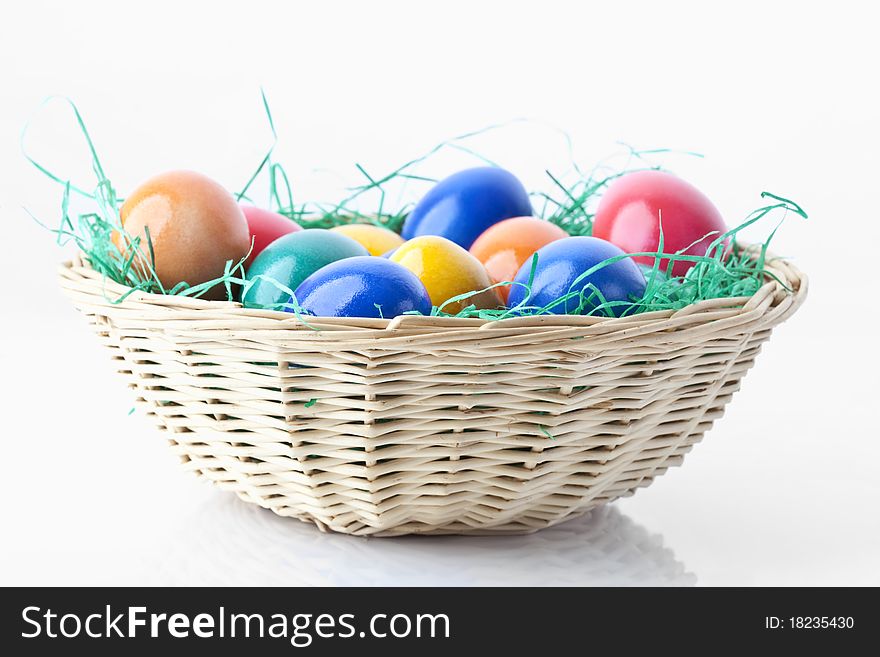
top-left (507, 236), bottom-right (647, 316)
top-left (290, 256), bottom-right (432, 319)
top-left (401, 167), bottom-right (533, 249)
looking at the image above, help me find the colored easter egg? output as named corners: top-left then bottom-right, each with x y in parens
top-left (241, 205), bottom-right (301, 268)
top-left (469, 216), bottom-right (569, 302)
top-left (507, 236), bottom-right (647, 317)
top-left (243, 229), bottom-right (368, 309)
top-left (330, 223), bottom-right (405, 256)
top-left (116, 170), bottom-right (249, 299)
top-left (380, 247), bottom-right (399, 259)
top-left (593, 170), bottom-right (728, 278)
top-left (401, 167), bottom-right (533, 249)
top-left (390, 235), bottom-right (501, 313)
top-left (292, 257), bottom-right (432, 319)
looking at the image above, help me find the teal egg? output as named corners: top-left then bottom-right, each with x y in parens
top-left (243, 229), bottom-right (368, 308)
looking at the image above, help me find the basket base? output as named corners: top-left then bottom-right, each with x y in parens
top-left (237, 490), bottom-right (601, 536)
top-left (229, 470), bottom-right (664, 537)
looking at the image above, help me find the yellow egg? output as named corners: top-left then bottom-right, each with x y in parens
top-left (330, 223), bottom-right (405, 256)
top-left (390, 235), bottom-right (501, 313)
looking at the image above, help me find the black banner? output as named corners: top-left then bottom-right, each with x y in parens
top-left (0, 587), bottom-right (873, 654)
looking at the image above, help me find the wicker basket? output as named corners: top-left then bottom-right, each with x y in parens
top-left (59, 247), bottom-right (807, 536)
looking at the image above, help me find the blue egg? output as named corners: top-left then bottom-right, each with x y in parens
top-left (507, 236), bottom-right (647, 316)
top-left (401, 167), bottom-right (533, 249)
top-left (291, 256), bottom-right (432, 319)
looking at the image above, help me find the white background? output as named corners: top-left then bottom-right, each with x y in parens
top-left (0, 0), bottom-right (877, 586)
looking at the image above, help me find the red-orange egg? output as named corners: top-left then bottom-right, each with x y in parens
top-left (469, 216), bottom-right (569, 301)
top-left (116, 170), bottom-right (250, 299)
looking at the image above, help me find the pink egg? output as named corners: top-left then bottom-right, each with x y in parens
top-left (241, 205), bottom-right (302, 268)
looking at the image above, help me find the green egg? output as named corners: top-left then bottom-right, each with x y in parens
top-left (243, 229), bottom-right (369, 309)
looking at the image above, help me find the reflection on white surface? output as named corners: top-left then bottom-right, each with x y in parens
top-left (148, 495), bottom-right (695, 586)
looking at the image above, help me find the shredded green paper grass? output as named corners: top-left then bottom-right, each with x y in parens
top-left (23, 92), bottom-right (807, 323)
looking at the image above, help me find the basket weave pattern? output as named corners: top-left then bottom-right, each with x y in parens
top-left (60, 250), bottom-right (806, 535)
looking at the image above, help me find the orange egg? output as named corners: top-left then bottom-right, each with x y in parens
top-left (469, 216), bottom-right (569, 301)
top-left (116, 170), bottom-right (250, 299)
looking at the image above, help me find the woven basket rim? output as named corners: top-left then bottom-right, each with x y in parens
top-left (58, 245), bottom-right (808, 334)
